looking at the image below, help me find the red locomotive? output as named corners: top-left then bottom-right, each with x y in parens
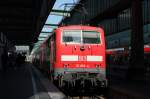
top-left (32, 25), bottom-right (107, 93)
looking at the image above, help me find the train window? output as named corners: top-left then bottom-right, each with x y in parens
top-left (63, 30), bottom-right (81, 44)
top-left (83, 31), bottom-right (100, 44)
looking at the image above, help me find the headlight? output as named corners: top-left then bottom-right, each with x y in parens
top-left (95, 64), bottom-right (99, 68)
top-left (64, 64), bottom-right (68, 68)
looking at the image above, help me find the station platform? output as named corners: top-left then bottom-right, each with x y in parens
top-left (109, 81), bottom-right (150, 99)
top-left (108, 64), bottom-right (150, 99)
top-left (0, 63), bottom-right (67, 99)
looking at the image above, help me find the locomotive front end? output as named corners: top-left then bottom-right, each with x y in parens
top-left (54, 26), bottom-right (107, 94)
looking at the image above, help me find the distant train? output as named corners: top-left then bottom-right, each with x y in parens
top-left (106, 45), bottom-right (150, 65)
top-left (32, 25), bottom-right (107, 93)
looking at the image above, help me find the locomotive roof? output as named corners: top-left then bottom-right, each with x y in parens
top-left (57, 25), bottom-right (104, 31)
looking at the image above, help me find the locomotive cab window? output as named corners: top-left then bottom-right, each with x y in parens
top-left (63, 30), bottom-right (81, 44)
top-left (62, 30), bottom-right (101, 44)
top-left (83, 31), bottom-right (100, 44)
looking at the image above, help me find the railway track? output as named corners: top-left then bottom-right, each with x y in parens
top-left (94, 95), bottom-right (105, 99)
top-left (67, 95), bottom-right (105, 99)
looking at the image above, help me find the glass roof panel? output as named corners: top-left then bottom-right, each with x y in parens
top-left (39, 33), bottom-right (50, 37)
top-left (45, 15), bottom-right (63, 24)
top-left (41, 26), bottom-right (54, 32)
top-left (53, 0), bottom-right (79, 11)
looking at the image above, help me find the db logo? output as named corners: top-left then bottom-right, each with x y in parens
top-left (78, 56), bottom-right (87, 61)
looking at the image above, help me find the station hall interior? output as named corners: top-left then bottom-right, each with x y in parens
top-left (0, 0), bottom-right (150, 99)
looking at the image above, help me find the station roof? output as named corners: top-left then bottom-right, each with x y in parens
top-left (32, 0), bottom-right (79, 51)
top-left (0, 0), bottom-right (56, 45)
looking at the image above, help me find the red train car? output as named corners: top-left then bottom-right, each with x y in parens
top-left (106, 45), bottom-right (150, 55)
top-left (144, 45), bottom-right (150, 53)
top-left (106, 45), bottom-right (150, 65)
top-left (35, 25), bottom-right (107, 92)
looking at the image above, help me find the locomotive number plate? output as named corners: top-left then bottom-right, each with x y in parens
top-left (76, 64), bottom-right (89, 68)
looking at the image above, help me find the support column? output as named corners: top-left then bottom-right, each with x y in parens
top-left (127, 0), bottom-right (145, 81)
